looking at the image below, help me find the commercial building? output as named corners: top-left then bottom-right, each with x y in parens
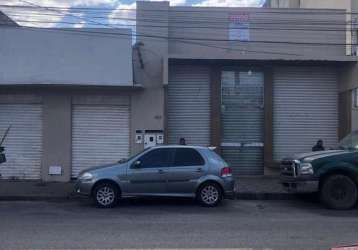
top-left (135, 1), bottom-right (357, 176)
top-left (0, 2), bottom-right (358, 182)
top-left (0, 27), bottom-right (138, 181)
top-left (264, 0), bottom-right (358, 141)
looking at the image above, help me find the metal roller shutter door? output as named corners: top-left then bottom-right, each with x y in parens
top-left (72, 104), bottom-right (130, 178)
top-left (0, 104), bottom-right (42, 179)
top-left (168, 65), bottom-right (210, 146)
top-left (273, 66), bottom-right (338, 161)
top-left (221, 71), bottom-right (264, 176)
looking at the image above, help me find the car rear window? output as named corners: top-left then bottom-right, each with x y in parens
top-left (173, 148), bottom-right (205, 166)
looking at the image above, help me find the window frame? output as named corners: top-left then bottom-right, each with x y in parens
top-left (135, 148), bottom-right (174, 169)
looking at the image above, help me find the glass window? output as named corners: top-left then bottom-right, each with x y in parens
top-left (173, 148), bottom-right (205, 167)
top-left (137, 148), bottom-right (174, 168)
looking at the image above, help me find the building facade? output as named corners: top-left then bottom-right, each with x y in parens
top-left (0, 27), bottom-right (143, 182)
top-left (264, 0), bottom-right (358, 142)
top-left (135, 1), bottom-right (356, 177)
top-left (0, 2), bottom-right (358, 182)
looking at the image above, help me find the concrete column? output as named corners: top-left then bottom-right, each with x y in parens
top-left (263, 66), bottom-right (276, 175)
top-left (338, 90), bottom-right (352, 140)
top-left (131, 1), bottom-right (169, 154)
top-left (42, 93), bottom-right (71, 182)
top-left (210, 65), bottom-right (222, 153)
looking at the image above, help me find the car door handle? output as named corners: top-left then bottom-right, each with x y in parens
top-left (196, 168), bottom-right (203, 172)
top-left (158, 169), bottom-right (165, 174)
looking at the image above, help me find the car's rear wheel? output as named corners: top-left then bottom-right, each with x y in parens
top-left (93, 182), bottom-right (120, 208)
top-left (320, 174), bottom-right (358, 210)
top-left (197, 182), bottom-right (223, 207)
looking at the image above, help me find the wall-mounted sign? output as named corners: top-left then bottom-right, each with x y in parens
top-left (229, 13), bottom-right (250, 41)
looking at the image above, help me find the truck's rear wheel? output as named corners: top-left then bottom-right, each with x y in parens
top-left (320, 174), bottom-right (358, 210)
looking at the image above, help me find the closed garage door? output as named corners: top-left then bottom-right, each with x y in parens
top-left (71, 102), bottom-right (130, 178)
top-left (168, 65), bottom-right (210, 146)
top-left (0, 103), bottom-right (42, 179)
top-left (221, 70), bottom-right (264, 176)
top-left (273, 66), bottom-right (338, 161)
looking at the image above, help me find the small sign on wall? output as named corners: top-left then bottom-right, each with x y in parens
top-left (49, 166), bottom-right (62, 175)
top-left (156, 134), bottom-right (164, 144)
top-left (229, 13), bottom-right (250, 41)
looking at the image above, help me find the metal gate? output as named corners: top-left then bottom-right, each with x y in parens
top-left (221, 70), bottom-right (264, 176)
top-left (71, 104), bottom-right (130, 177)
top-left (0, 103), bottom-right (42, 179)
top-left (273, 66), bottom-right (338, 161)
top-left (167, 65), bottom-right (210, 146)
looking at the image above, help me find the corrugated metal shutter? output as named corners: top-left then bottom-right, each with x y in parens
top-left (72, 104), bottom-right (130, 177)
top-left (168, 65), bottom-right (210, 146)
top-left (0, 104), bottom-right (42, 179)
top-left (221, 70), bottom-right (264, 176)
top-left (273, 66), bottom-right (338, 161)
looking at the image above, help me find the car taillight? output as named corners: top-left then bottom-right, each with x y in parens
top-left (221, 167), bottom-right (232, 177)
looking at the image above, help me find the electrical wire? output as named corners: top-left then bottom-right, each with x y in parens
top-left (0, 24), bottom-right (301, 56)
top-left (0, 1), bottom-right (352, 49)
top-left (0, 19), bottom-right (349, 47)
top-left (0, 3), bottom-right (354, 15)
top-left (2, 9), bottom-right (354, 26)
top-left (8, 17), bottom-right (353, 33)
top-left (1, 4), bottom-right (356, 26)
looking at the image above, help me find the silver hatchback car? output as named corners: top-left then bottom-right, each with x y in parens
top-left (75, 145), bottom-right (236, 208)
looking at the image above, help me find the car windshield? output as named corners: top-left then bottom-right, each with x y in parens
top-left (117, 147), bottom-right (151, 163)
top-left (337, 130), bottom-right (358, 150)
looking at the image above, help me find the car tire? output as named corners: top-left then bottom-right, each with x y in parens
top-left (93, 182), bottom-right (120, 208)
top-left (197, 182), bottom-right (223, 207)
top-left (320, 174), bottom-right (358, 210)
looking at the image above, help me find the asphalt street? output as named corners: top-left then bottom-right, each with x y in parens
top-left (0, 197), bottom-right (357, 250)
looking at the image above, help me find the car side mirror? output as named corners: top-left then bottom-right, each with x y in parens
top-left (132, 160), bottom-right (142, 169)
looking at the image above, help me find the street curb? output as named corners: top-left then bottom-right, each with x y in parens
top-left (0, 193), bottom-right (297, 201)
top-left (0, 196), bottom-right (75, 202)
top-left (237, 192), bottom-right (297, 200)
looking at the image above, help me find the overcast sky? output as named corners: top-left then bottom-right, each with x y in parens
top-left (1, 0), bottom-right (265, 28)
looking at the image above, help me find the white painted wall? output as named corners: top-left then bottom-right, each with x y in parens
top-left (0, 27), bottom-right (133, 86)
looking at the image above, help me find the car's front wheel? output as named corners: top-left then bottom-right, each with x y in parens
top-left (93, 182), bottom-right (120, 208)
top-left (320, 174), bottom-right (358, 210)
top-left (197, 182), bottom-right (223, 207)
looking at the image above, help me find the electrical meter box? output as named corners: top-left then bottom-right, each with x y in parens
top-left (142, 130), bottom-right (164, 148)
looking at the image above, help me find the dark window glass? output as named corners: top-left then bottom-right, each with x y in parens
top-left (138, 148), bottom-right (173, 168)
top-left (173, 148), bottom-right (205, 166)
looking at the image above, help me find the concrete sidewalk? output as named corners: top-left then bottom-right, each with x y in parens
top-left (0, 176), bottom-right (295, 201)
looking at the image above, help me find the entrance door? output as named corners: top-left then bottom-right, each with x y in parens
top-left (221, 70), bottom-right (264, 176)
